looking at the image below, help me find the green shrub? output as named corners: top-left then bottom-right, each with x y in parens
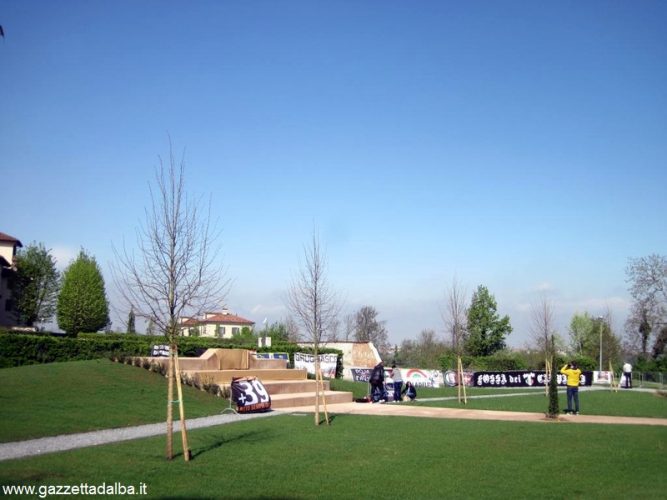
top-left (440, 351), bottom-right (529, 372)
top-left (570, 355), bottom-right (597, 371)
top-left (0, 331), bottom-right (344, 377)
top-left (0, 333), bottom-right (150, 368)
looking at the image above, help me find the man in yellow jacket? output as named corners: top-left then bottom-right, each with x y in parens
top-left (560, 362), bottom-right (582, 415)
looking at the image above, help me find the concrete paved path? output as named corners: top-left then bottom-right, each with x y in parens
top-left (278, 401), bottom-right (667, 426)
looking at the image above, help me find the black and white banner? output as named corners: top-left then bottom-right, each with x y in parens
top-left (351, 368), bottom-right (373, 382)
top-left (231, 377), bottom-right (272, 413)
top-left (255, 352), bottom-right (289, 361)
top-left (472, 370), bottom-right (594, 388)
top-left (151, 344), bottom-right (170, 357)
top-left (294, 352), bottom-right (338, 378)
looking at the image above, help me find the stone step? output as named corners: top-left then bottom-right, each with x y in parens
top-left (261, 379), bottom-right (330, 395)
top-left (184, 368), bottom-right (307, 385)
top-left (269, 390), bottom-right (354, 409)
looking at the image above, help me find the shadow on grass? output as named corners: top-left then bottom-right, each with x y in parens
top-left (176, 429), bottom-right (274, 460)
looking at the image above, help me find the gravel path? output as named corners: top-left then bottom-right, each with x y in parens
top-left (0, 412), bottom-right (278, 462)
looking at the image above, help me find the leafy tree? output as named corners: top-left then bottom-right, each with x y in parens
top-left (126, 307), bottom-right (136, 334)
top-left (464, 285), bottom-right (512, 356)
top-left (569, 313), bottom-right (621, 369)
top-left (568, 313), bottom-right (595, 355)
top-left (56, 250), bottom-right (109, 336)
top-left (353, 305), bottom-right (390, 356)
top-left (399, 329), bottom-right (447, 368)
top-left (10, 242), bottom-right (59, 326)
top-left (261, 321), bottom-right (292, 343)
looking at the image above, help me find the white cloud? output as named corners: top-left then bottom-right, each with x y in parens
top-left (50, 245), bottom-right (79, 270)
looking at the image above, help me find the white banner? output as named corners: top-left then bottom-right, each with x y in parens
top-left (395, 368), bottom-right (445, 388)
top-left (593, 371), bottom-right (613, 385)
top-left (294, 352), bottom-right (338, 378)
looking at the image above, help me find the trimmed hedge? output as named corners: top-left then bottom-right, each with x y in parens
top-left (0, 333), bottom-right (150, 368)
top-left (0, 331), bottom-right (344, 378)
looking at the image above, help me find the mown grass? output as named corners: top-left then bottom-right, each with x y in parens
top-left (331, 379), bottom-right (667, 418)
top-left (1, 361), bottom-right (666, 499)
top-left (0, 359), bottom-right (225, 442)
top-left (0, 414), bottom-right (665, 499)
top-left (415, 388), bottom-right (667, 418)
top-left (2, 361), bottom-right (665, 444)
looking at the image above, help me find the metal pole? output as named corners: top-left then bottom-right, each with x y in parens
top-left (597, 316), bottom-right (604, 373)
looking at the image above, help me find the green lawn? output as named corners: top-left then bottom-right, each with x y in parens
top-left (414, 388), bottom-right (667, 418)
top-left (331, 379), bottom-right (667, 419)
top-left (1, 361), bottom-right (666, 499)
top-left (0, 414), bottom-right (665, 499)
top-left (0, 359), bottom-right (225, 442)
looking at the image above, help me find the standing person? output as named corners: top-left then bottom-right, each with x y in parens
top-left (391, 364), bottom-right (403, 402)
top-left (369, 361), bottom-right (386, 403)
top-left (560, 361), bottom-right (582, 415)
top-left (622, 362), bottom-right (633, 388)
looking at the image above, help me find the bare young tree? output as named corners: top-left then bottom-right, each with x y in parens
top-left (343, 312), bottom-right (355, 341)
top-left (530, 295), bottom-right (556, 355)
top-left (287, 229), bottom-right (340, 424)
top-left (113, 143), bottom-right (228, 461)
top-left (353, 305), bottom-right (390, 356)
top-left (442, 278), bottom-right (467, 354)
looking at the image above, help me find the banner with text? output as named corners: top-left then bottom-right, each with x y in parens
top-left (151, 344), bottom-right (170, 357)
top-left (255, 352), bottom-right (290, 361)
top-left (294, 352), bottom-right (338, 378)
top-left (350, 368), bottom-right (444, 388)
top-left (443, 370), bottom-right (475, 387)
top-left (231, 377), bottom-right (271, 413)
top-left (472, 370), bottom-right (594, 388)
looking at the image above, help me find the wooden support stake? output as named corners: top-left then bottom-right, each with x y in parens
top-left (174, 348), bottom-right (191, 461)
top-left (609, 361), bottom-right (619, 393)
top-left (318, 369), bottom-right (330, 425)
top-left (457, 356), bottom-right (467, 405)
top-left (314, 357), bottom-right (320, 426)
top-left (544, 358), bottom-right (551, 397)
top-left (166, 348), bottom-right (174, 460)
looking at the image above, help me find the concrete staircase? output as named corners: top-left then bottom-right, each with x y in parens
top-left (143, 348), bottom-right (353, 409)
top-left (261, 379), bottom-right (353, 409)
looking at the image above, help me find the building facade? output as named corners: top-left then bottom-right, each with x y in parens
top-left (0, 232), bottom-right (23, 327)
top-left (179, 310), bottom-right (255, 338)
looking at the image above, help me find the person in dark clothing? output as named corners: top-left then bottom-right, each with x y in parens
top-left (402, 381), bottom-right (417, 401)
top-left (369, 361), bottom-right (386, 402)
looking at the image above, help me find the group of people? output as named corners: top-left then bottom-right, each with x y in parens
top-left (367, 359), bottom-right (634, 412)
top-left (369, 361), bottom-right (416, 403)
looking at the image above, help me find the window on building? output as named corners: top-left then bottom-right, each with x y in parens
top-left (216, 325), bottom-right (226, 338)
top-left (232, 327), bottom-right (240, 336)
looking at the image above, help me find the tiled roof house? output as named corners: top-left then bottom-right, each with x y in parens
top-left (180, 309), bottom-right (255, 338)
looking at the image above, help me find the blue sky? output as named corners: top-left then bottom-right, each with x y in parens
top-left (2, 1), bottom-right (666, 347)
